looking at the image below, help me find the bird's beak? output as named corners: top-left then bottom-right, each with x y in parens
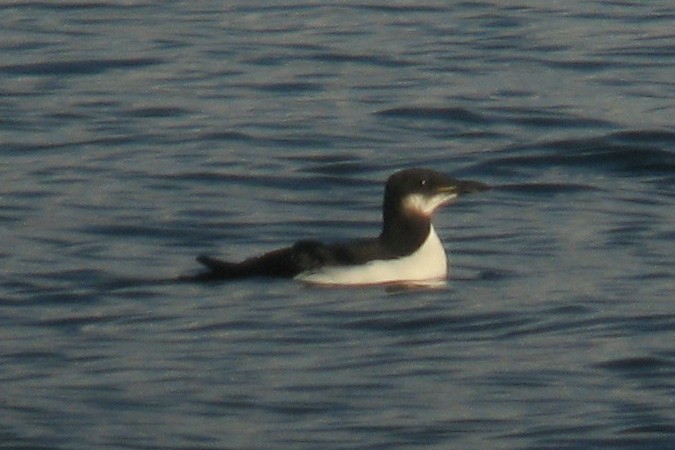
top-left (405, 178), bottom-right (489, 216)
top-left (431, 179), bottom-right (489, 208)
top-left (451, 179), bottom-right (490, 196)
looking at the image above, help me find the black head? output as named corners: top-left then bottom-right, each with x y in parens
top-left (384, 168), bottom-right (489, 218)
top-left (378, 168), bottom-right (488, 255)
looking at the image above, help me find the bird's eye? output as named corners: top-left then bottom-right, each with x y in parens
top-left (420, 179), bottom-right (427, 187)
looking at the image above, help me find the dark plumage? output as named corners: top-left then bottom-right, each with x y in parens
top-left (185, 168), bottom-right (488, 284)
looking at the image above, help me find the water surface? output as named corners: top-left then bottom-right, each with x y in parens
top-left (1, 1), bottom-right (674, 449)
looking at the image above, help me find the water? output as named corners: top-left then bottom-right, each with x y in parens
top-left (1, 1), bottom-right (674, 449)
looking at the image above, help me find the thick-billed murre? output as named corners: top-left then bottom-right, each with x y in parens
top-left (188, 168), bottom-right (488, 286)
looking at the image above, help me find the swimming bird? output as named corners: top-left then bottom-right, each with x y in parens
top-left (188, 168), bottom-right (488, 286)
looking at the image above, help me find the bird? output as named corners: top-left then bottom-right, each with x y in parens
top-left (186, 168), bottom-right (488, 286)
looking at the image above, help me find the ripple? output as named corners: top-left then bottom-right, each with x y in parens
top-left (475, 130), bottom-right (675, 177)
top-left (496, 182), bottom-right (601, 195)
top-left (125, 106), bottom-right (191, 118)
top-left (595, 356), bottom-right (675, 374)
top-left (375, 106), bottom-right (485, 123)
top-left (0, 57), bottom-right (163, 76)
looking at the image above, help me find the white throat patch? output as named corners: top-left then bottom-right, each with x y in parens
top-left (295, 225), bottom-right (448, 286)
top-left (403, 192), bottom-right (458, 216)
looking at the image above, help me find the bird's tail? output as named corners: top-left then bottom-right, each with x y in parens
top-left (180, 243), bottom-right (324, 282)
top-left (177, 255), bottom-right (247, 282)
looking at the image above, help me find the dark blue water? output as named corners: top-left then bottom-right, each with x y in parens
top-left (1, 2), bottom-right (674, 449)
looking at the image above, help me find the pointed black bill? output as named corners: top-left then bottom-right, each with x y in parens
top-left (455, 179), bottom-right (490, 195)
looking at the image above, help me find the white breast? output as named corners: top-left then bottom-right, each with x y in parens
top-left (295, 225), bottom-right (448, 286)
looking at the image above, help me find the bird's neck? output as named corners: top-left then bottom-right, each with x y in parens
top-left (380, 203), bottom-right (431, 256)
